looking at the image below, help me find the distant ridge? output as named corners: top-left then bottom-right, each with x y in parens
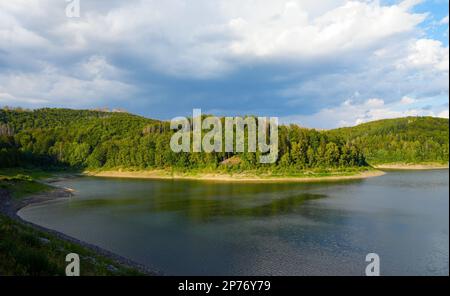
top-left (326, 116), bottom-right (449, 165)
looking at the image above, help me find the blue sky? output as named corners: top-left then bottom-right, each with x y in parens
top-left (413, 0), bottom-right (449, 44)
top-left (0, 0), bottom-right (448, 128)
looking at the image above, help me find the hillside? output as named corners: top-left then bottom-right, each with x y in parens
top-left (0, 108), bottom-right (365, 172)
top-left (0, 108), bottom-right (448, 171)
top-left (0, 108), bottom-right (164, 168)
top-left (327, 117), bottom-right (449, 165)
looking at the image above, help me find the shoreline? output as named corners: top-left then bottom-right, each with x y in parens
top-left (1, 166), bottom-right (445, 275)
top-left (85, 169), bottom-right (386, 183)
top-left (373, 163), bottom-right (449, 170)
top-left (0, 185), bottom-right (160, 276)
top-left (1, 168), bottom-right (386, 275)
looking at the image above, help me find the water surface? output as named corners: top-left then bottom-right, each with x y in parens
top-left (19, 170), bottom-right (449, 275)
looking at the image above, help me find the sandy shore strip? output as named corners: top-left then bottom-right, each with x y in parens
top-left (374, 163), bottom-right (449, 170)
top-left (85, 169), bottom-right (386, 183)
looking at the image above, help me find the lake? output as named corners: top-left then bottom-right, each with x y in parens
top-left (18, 170), bottom-right (449, 275)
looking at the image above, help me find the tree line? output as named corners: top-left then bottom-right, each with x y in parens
top-left (1, 108), bottom-right (448, 171)
top-left (327, 116), bottom-right (449, 164)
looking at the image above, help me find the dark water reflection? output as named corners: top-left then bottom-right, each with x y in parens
top-left (18, 170), bottom-right (449, 275)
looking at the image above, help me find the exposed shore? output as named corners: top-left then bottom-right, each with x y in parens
top-left (0, 167), bottom-right (388, 275)
top-left (0, 184), bottom-right (159, 275)
top-left (85, 169), bottom-right (386, 183)
top-left (0, 167), bottom-right (386, 276)
top-left (373, 163), bottom-right (449, 170)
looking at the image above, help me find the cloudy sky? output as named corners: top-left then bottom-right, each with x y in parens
top-left (0, 0), bottom-right (448, 128)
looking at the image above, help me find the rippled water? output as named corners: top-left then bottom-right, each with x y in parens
top-left (18, 170), bottom-right (449, 275)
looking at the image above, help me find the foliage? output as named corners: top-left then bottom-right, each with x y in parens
top-left (0, 108), bottom-right (367, 171)
top-left (1, 108), bottom-right (447, 170)
top-left (0, 174), bottom-right (51, 200)
top-left (327, 117), bottom-right (449, 164)
top-left (0, 213), bottom-right (143, 275)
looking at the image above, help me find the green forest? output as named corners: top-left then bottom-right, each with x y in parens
top-left (0, 108), bottom-right (448, 173)
top-left (327, 117), bottom-right (449, 165)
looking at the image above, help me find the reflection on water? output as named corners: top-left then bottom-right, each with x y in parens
top-left (72, 190), bottom-right (326, 221)
top-left (19, 170), bottom-right (449, 275)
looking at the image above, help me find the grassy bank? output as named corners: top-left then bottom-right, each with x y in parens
top-left (0, 169), bottom-right (145, 276)
top-left (0, 214), bottom-right (142, 276)
top-left (0, 174), bottom-right (52, 200)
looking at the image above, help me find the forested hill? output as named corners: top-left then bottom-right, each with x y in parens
top-left (0, 108), bottom-right (158, 132)
top-left (1, 108), bottom-right (365, 170)
top-left (0, 108), bottom-right (448, 170)
top-left (326, 117), bottom-right (449, 165)
top-left (0, 108), bottom-right (168, 168)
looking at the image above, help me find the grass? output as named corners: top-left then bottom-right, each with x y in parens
top-left (0, 166), bottom-right (82, 199)
top-left (0, 214), bottom-right (143, 276)
top-left (0, 167), bottom-right (80, 179)
top-left (0, 174), bottom-right (52, 200)
top-left (0, 167), bottom-right (145, 276)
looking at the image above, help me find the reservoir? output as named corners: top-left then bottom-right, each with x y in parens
top-left (18, 170), bottom-right (449, 275)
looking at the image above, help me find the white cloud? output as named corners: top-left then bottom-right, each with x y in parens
top-left (1, 0), bottom-right (429, 77)
top-left (0, 0), bottom-right (448, 123)
top-left (0, 64), bottom-right (136, 108)
top-left (366, 98), bottom-right (385, 108)
top-left (0, 92), bottom-right (49, 105)
top-left (76, 55), bottom-right (123, 80)
top-left (438, 109), bottom-right (449, 118)
top-left (281, 96), bottom-right (449, 129)
top-left (228, 0), bottom-right (426, 59)
top-left (400, 96), bottom-right (417, 104)
top-left (398, 39), bottom-right (449, 72)
top-left (0, 9), bottom-right (49, 49)
top-left (440, 15), bottom-right (449, 25)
